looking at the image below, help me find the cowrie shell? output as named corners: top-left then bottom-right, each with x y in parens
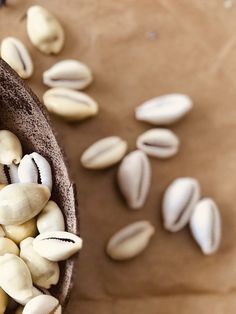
top-left (81, 136), bottom-right (128, 169)
top-left (136, 128), bottom-right (180, 159)
top-left (43, 59), bottom-right (93, 90)
top-left (162, 177), bottom-right (201, 232)
top-left (33, 231), bottom-right (83, 262)
top-left (18, 152), bottom-right (52, 191)
top-left (3, 218), bottom-right (37, 244)
top-left (118, 150), bottom-right (151, 209)
top-left (20, 237), bottom-right (60, 289)
top-left (26, 6), bottom-right (64, 55)
top-left (0, 37), bottom-right (33, 79)
top-left (0, 183), bottom-right (51, 225)
top-left (190, 198), bottom-right (221, 255)
top-left (22, 295), bottom-right (62, 314)
top-left (0, 163), bottom-right (19, 184)
top-left (0, 130), bottom-right (22, 165)
top-left (135, 93), bottom-right (193, 125)
top-left (37, 200), bottom-right (65, 233)
top-left (0, 254), bottom-right (33, 305)
top-left (106, 221), bottom-right (155, 260)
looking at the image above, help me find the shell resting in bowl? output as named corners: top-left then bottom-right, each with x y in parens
top-left (0, 58), bottom-right (79, 307)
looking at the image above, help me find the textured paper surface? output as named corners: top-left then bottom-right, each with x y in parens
top-left (1, 0), bottom-right (236, 313)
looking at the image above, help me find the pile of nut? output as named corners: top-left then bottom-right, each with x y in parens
top-left (0, 130), bottom-right (82, 314)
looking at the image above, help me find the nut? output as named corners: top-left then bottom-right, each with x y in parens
top-left (22, 295), bottom-right (61, 314)
top-left (0, 37), bottom-right (33, 79)
top-left (106, 221), bottom-right (155, 260)
top-left (118, 150), bottom-right (151, 209)
top-left (0, 130), bottom-right (22, 165)
top-left (162, 177), bottom-right (201, 232)
top-left (135, 93), bottom-right (193, 125)
top-left (43, 87), bottom-right (98, 121)
top-left (43, 59), bottom-right (93, 90)
top-left (26, 5), bottom-right (64, 55)
top-left (3, 218), bottom-right (37, 244)
top-left (81, 136), bottom-right (128, 169)
top-left (0, 237), bottom-right (19, 256)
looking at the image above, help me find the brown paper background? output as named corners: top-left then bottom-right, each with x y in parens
top-left (1, 0), bottom-right (236, 313)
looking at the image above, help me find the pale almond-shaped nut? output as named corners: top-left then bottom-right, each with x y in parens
top-left (106, 221), bottom-right (155, 261)
top-left (43, 87), bottom-right (98, 121)
top-left (0, 130), bottom-right (22, 165)
top-left (37, 200), bottom-right (65, 233)
top-left (20, 237), bottom-right (60, 289)
top-left (136, 128), bottom-right (180, 159)
top-left (0, 183), bottom-right (51, 225)
top-left (0, 237), bottom-right (19, 256)
top-left (0, 184), bottom-right (6, 191)
top-left (43, 59), bottom-right (93, 90)
top-left (0, 37), bottom-right (33, 79)
top-left (22, 295), bottom-right (61, 314)
top-left (135, 93), bottom-right (193, 125)
top-left (118, 150), bottom-right (151, 209)
top-left (81, 136), bottom-right (128, 169)
top-left (3, 218), bottom-right (37, 244)
top-left (0, 254), bottom-right (33, 304)
top-left (26, 6), bottom-right (64, 55)
top-left (162, 177), bottom-right (201, 232)
top-left (190, 198), bottom-right (221, 255)
top-left (0, 288), bottom-right (8, 314)
top-left (33, 231), bottom-right (83, 262)
top-left (18, 152), bottom-right (52, 191)
top-left (13, 286), bottom-right (44, 306)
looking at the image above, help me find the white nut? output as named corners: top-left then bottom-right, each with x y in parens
top-left (26, 6), bottom-right (64, 55)
top-left (18, 152), bottom-right (52, 191)
top-left (37, 200), bottom-right (65, 233)
top-left (118, 150), bottom-right (151, 209)
top-left (162, 177), bottom-right (201, 232)
top-left (136, 128), bottom-right (180, 159)
top-left (0, 237), bottom-right (19, 255)
top-left (43, 87), bottom-right (98, 121)
top-left (106, 221), bottom-right (155, 260)
top-left (81, 136), bottom-right (128, 169)
top-left (3, 218), bottom-right (37, 244)
top-left (0, 130), bottom-right (22, 165)
top-left (135, 93), bottom-right (193, 125)
top-left (0, 254), bottom-right (33, 305)
top-left (33, 231), bottom-right (83, 262)
top-left (0, 37), bottom-right (33, 79)
top-left (43, 59), bottom-right (93, 90)
top-left (20, 237), bottom-right (60, 289)
top-left (0, 183), bottom-right (51, 225)
top-left (22, 295), bottom-right (61, 314)
top-left (190, 198), bottom-right (221, 255)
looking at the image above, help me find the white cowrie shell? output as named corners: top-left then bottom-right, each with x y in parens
top-left (106, 221), bottom-right (155, 261)
top-left (0, 183), bottom-right (51, 225)
top-left (20, 237), bottom-right (60, 289)
top-left (26, 6), bottom-right (64, 55)
top-left (43, 87), bottom-right (98, 121)
top-left (33, 231), bottom-right (83, 262)
top-left (190, 198), bottom-right (221, 255)
top-left (81, 136), bottom-right (128, 169)
top-left (37, 200), bottom-right (65, 233)
top-left (43, 59), bottom-right (93, 90)
top-left (0, 288), bottom-right (8, 314)
top-left (22, 295), bottom-right (61, 314)
top-left (0, 130), bottom-right (22, 165)
top-left (135, 94), bottom-right (193, 125)
top-left (0, 254), bottom-right (33, 304)
top-left (0, 163), bottom-right (19, 184)
top-left (136, 128), bottom-right (180, 159)
top-left (0, 237), bottom-right (19, 256)
top-left (0, 37), bottom-right (34, 79)
top-left (18, 152), bottom-right (52, 191)
top-left (3, 218), bottom-right (37, 244)
top-left (162, 177), bottom-right (201, 232)
top-left (118, 150), bottom-right (151, 209)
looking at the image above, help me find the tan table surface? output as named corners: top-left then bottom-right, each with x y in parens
top-left (2, 0), bottom-right (236, 313)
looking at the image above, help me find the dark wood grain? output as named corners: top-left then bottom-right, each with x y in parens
top-left (0, 58), bottom-right (79, 308)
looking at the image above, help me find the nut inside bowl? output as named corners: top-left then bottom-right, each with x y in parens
top-left (0, 58), bottom-right (79, 307)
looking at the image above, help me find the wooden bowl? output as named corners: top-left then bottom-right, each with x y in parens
top-left (0, 58), bottom-right (79, 307)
